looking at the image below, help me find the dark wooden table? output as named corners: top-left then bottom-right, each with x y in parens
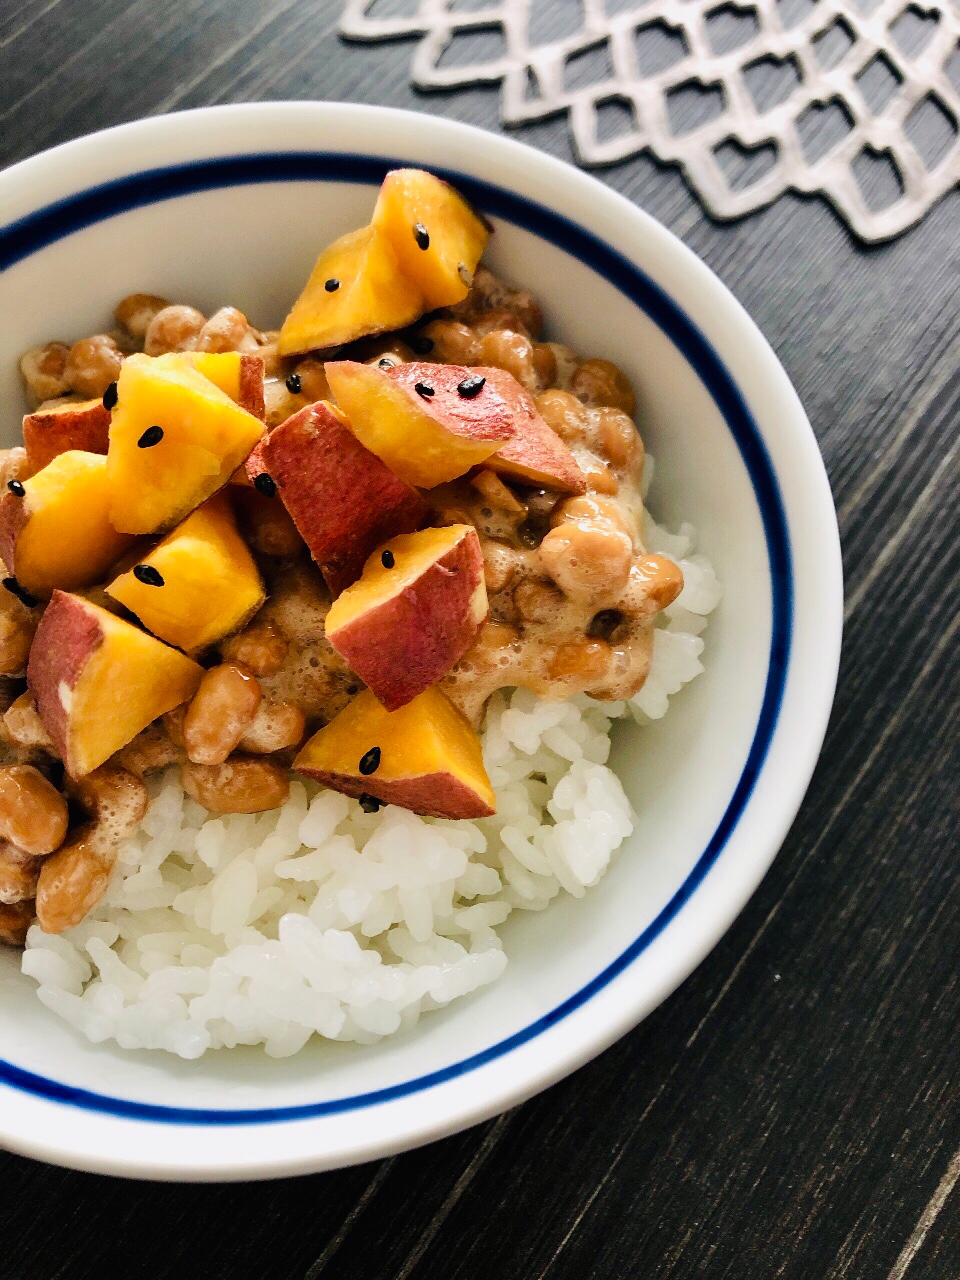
top-left (1, 3), bottom-right (958, 1277)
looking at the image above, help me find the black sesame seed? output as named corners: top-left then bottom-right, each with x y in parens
top-left (457, 374), bottom-right (486, 399)
top-left (381, 549), bottom-right (395, 569)
top-left (359, 793), bottom-right (383, 814)
top-left (137, 425), bottom-right (164, 449)
top-left (285, 373), bottom-right (302, 395)
top-left (358, 746), bottom-right (381, 776)
top-left (7, 480), bottom-right (25, 497)
top-left (414, 382), bottom-right (434, 398)
top-left (254, 472), bottom-right (277, 498)
top-left (2, 578), bottom-right (38, 608)
top-left (324, 278), bottom-right (340, 293)
top-left (378, 357), bottom-right (393, 369)
top-left (413, 223), bottom-right (430, 251)
top-left (102, 381), bottom-right (119, 411)
top-left (346, 684), bottom-right (359, 696)
top-left (411, 335), bottom-right (434, 355)
top-left (133, 564), bottom-right (164, 587)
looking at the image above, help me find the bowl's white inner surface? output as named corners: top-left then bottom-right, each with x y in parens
top-left (0, 181), bottom-right (770, 1111)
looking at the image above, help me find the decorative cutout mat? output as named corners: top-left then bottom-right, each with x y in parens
top-left (341, 0), bottom-right (960, 242)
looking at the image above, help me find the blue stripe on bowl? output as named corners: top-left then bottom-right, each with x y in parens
top-left (0, 153), bottom-right (792, 1125)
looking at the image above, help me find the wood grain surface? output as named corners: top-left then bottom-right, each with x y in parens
top-left (1, 2), bottom-right (958, 1277)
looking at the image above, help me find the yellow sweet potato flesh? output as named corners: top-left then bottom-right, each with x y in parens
top-left (373, 169), bottom-right (489, 308)
top-left (294, 686), bottom-right (495, 819)
top-left (159, 352), bottom-right (265, 420)
top-left (107, 354), bottom-right (265, 534)
top-left (278, 225), bottom-right (424, 357)
top-left (0, 451), bottom-right (134, 597)
top-left (106, 493), bottom-right (265, 655)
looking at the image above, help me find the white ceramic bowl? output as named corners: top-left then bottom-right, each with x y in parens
top-left (0, 103), bottom-right (841, 1181)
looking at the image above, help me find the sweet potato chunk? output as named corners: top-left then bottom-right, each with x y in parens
top-left (167, 351), bottom-right (266, 420)
top-left (482, 368), bottom-right (587, 494)
top-left (106, 493), bottom-right (264, 655)
top-left (294, 686), bottom-right (495, 819)
top-left (326, 525), bottom-right (487, 711)
top-left (325, 360), bottom-right (514, 488)
top-left (106, 353), bottom-right (264, 534)
top-left (372, 169), bottom-right (490, 308)
top-left (278, 225), bottom-right (424, 357)
top-left (0, 451), bottom-right (134, 598)
top-left (257, 402), bottom-right (429, 595)
top-left (28, 592), bottom-right (203, 777)
top-left (22, 398), bottom-right (111, 474)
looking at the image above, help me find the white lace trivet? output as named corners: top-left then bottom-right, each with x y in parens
top-left (341, 0), bottom-right (960, 242)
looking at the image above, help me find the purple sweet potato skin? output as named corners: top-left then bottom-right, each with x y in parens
top-left (243, 433), bottom-right (269, 484)
top-left (262, 403), bottom-right (429, 595)
top-left (22, 400), bottom-right (111, 473)
top-left (237, 355), bottom-right (266, 422)
top-left (481, 368), bottom-right (587, 494)
top-left (386, 362), bottom-right (514, 443)
top-left (292, 765), bottom-right (494, 820)
top-left (27, 590), bottom-right (104, 769)
top-left (0, 491), bottom-right (29, 579)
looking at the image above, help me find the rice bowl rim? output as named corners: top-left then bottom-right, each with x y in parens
top-left (0, 103), bottom-right (841, 1180)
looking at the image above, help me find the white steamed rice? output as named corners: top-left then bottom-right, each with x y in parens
top-left (21, 513), bottom-right (720, 1059)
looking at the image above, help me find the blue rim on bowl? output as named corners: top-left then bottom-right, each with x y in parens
top-left (0, 151), bottom-right (791, 1125)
